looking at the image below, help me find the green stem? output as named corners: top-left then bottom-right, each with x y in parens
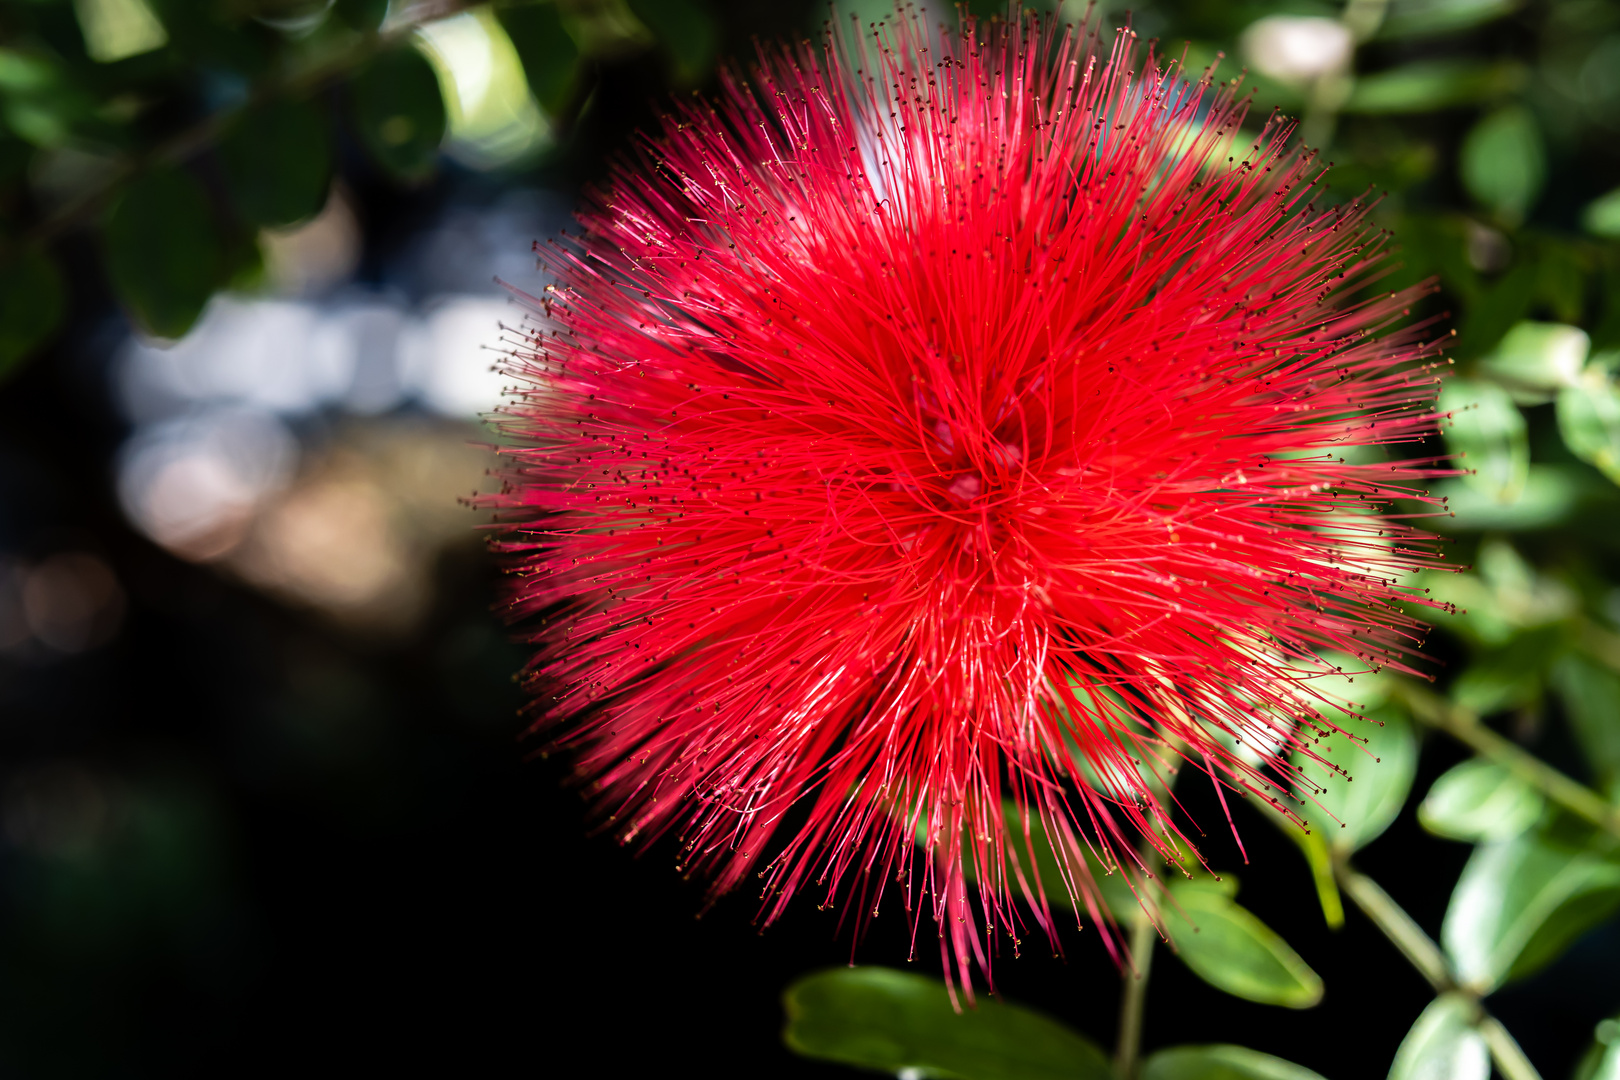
top-left (1392, 681), bottom-right (1620, 838)
top-left (1334, 858), bottom-right (1544, 1080)
top-left (1478, 1017), bottom-right (1545, 1080)
top-left (1335, 864), bottom-right (1450, 992)
top-left (1113, 902), bottom-right (1159, 1080)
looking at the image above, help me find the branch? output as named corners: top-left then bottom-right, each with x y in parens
top-left (1391, 680), bottom-right (1620, 838)
top-left (1334, 857), bottom-right (1544, 1080)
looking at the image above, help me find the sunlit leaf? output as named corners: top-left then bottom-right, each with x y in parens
top-left (1289, 706), bottom-right (1418, 855)
top-left (629, 0), bottom-right (718, 85)
top-left (1558, 369), bottom-right (1620, 486)
top-left (1461, 107), bottom-right (1546, 224)
top-left (496, 0), bottom-right (581, 117)
top-left (1419, 759), bottom-right (1545, 841)
top-left (782, 967), bottom-right (1114, 1080)
top-left (1387, 994), bottom-right (1490, 1080)
top-left (350, 43), bottom-right (446, 182)
top-left (1438, 378), bottom-right (1529, 503)
top-left (1343, 59), bottom-right (1524, 113)
top-left (1584, 187), bottom-right (1620, 240)
top-left (0, 246), bottom-right (66, 381)
top-left (102, 167), bottom-right (223, 340)
top-left (1442, 828), bottom-right (1620, 993)
top-left (1163, 882), bottom-right (1324, 1008)
top-left (1480, 321), bottom-right (1589, 397)
top-left (1550, 654), bottom-right (1620, 800)
top-left (218, 97), bottom-right (332, 228)
top-left (1142, 1045), bottom-right (1327, 1080)
top-left (1378, 0), bottom-right (1519, 39)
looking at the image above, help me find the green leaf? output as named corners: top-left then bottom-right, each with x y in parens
top-left (218, 97), bottom-right (332, 228)
top-left (1460, 107), bottom-right (1546, 224)
top-left (1427, 465), bottom-right (1584, 532)
top-left (0, 246), bottom-right (65, 381)
top-left (1550, 654), bottom-right (1620, 800)
top-left (1418, 759), bottom-right (1545, 841)
top-left (782, 967), bottom-right (1114, 1080)
top-left (1377, 0), bottom-right (1519, 39)
top-left (1455, 258), bottom-right (1537, 360)
top-left (495, 0), bottom-right (581, 117)
top-left (1289, 706), bottom-right (1418, 855)
top-left (332, 0), bottom-right (390, 32)
top-left (1438, 378), bottom-right (1529, 503)
top-left (1142, 1045), bottom-right (1327, 1080)
top-left (102, 167), bottom-right (223, 340)
top-left (1442, 829), bottom-right (1620, 993)
top-left (1163, 882), bottom-right (1324, 1008)
top-left (1572, 1015), bottom-right (1620, 1080)
top-left (1479, 321), bottom-right (1589, 398)
top-left (1343, 59), bottom-right (1525, 114)
top-left (628, 0), bottom-right (718, 85)
top-left (350, 43), bottom-right (447, 182)
top-left (1558, 369), bottom-right (1620, 486)
top-left (1387, 994), bottom-right (1490, 1080)
top-left (1584, 188), bottom-right (1620, 240)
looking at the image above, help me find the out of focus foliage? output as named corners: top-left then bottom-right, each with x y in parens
top-left (3, 0), bottom-right (1620, 1077)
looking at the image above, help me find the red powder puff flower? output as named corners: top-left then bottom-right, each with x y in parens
top-left (487, 6), bottom-right (1450, 991)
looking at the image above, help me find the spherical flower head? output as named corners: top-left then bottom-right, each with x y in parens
top-left (488, 7), bottom-right (1451, 991)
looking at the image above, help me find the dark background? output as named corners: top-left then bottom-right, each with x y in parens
top-left (1, 0), bottom-right (1618, 1075)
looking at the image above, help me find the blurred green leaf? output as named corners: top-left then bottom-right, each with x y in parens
top-left (1419, 759), bottom-right (1545, 841)
top-left (1163, 882), bottom-right (1324, 1008)
top-left (1428, 465), bottom-right (1585, 531)
top-left (351, 43), bottom-right (446, 182)
top-left (1142, 1045), bottom-right (1326, 1080)
top-left (1378, 0), bottom-right (1519, 39)
top-left (1442, 829), bottom-right (1620, 992)
top-left (1534, 240), bottom-right (1587, 326)
top-left (1343, 59), bottom-right (1525, 114)
top-left (0, 246), bottom-right (66, 381)
top-left (1551, 654), bottom-right (1620, 798)
top-left (1456, 259), bottom-right (1537, 360)
top-left (1586, 188), bottom-right (1620, 240)
top-left (218, 97), bottom-right (332, 228)
top-left (1480, 321), bottom-right (1589, 398)
top-left (1438, 378), bottom-right (1529, 503)
top-left (332, 0), bottom-right (389, 32)
top-left (496, 0), bottom-right (580, 118)
top-left (102, 167), bottom-right (222, 339)
top-left (1572, 1015), bottom-right (1620, 1080)
top-left (1461, 107), bottom-right (1546, 223)
top-left (74, 0), bottom-right (169, 62)
top-left (782, 967), bottom-right (1114, 1080)
top-left (1387, 994), bottom-right (1490, 1080)
top-left (1289, 706), bottom-right (1418, 855)
top-left (628, 0), bottom-right (718, 85)
top-left (1558, 369), bottom-right (1620, 486)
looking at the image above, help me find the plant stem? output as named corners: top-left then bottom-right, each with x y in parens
top-left (1113, 903), bottom-right (1159, 1080)
top-left (1335, 863), bottom-right (1450, 992)
top-left (1113, 823), bottom-right (1169, 1080)
top-left (1478, 1016), bottom-right (1545, 1080)
top-left (1392, 681), bottom-right (1620, 838)
top-left (1334, 858), bottom-right (1545, 1080)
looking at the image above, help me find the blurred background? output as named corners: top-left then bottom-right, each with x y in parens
top-left (0, 0), bottom-right (1617, 1075)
